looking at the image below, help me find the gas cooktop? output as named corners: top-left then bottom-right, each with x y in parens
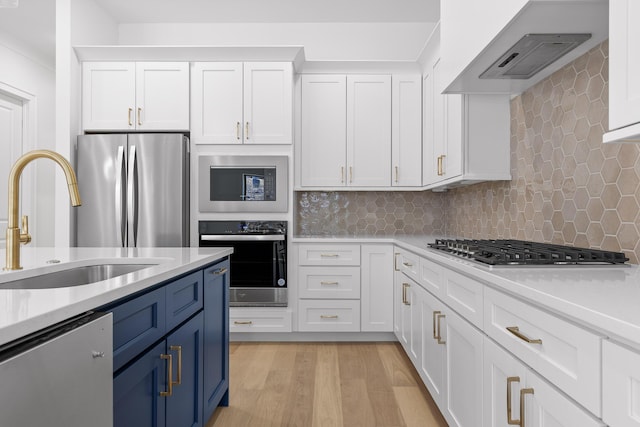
top-left (428, 239), bottom-right (629, 266)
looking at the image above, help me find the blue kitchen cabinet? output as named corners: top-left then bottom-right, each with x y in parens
top-left (203, 259), bottom-right (230, 422)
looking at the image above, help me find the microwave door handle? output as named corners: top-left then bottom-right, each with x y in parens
top-left (115, 145), bottom-right (125, 247)
top-left (127, 145), bottom-right (138, 247)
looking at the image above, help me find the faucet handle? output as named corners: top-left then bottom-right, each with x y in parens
top-left (20, 215), bottom-right (31, 245)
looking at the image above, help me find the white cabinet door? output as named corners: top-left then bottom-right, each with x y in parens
top-left (603, 340), bottom-right (640, 427)
top-left (361, 244), bottom-right (394, 332)
top-left (444, 307), bottom-right (484, 427)
top-left (300, 74), bottom-right (347, 187)
top-left (82, 62), bottom-right (135, 131)
top-left (432, 58), bottom-right (462, 183)
top-left (190, 62), bottom-right (243, 144)
top-left (243, 62), bottom-right (293, 144)
top-left (135, 62), bottom-right (189, 131)
top-left (609, 0), bottom-right (640, 132)
top-left (346, 75), bottom-right (392, 186)
top-left (392, 75), bottom-right (422, 186)
top-left (418, 285), bottom-right (447, 410)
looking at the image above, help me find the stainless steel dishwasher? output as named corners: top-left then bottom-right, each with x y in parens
top-left (0, 311), bottom-right (113, 427)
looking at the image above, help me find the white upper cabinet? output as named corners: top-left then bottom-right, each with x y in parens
top-left (300, 74), bottom-right (392, 188)
top-left (604, 0), bottom-right (640, 143)
top-left (82, 62), bottom-right (189, 131)
top-left (191, 62), bottom-right (292, 144)
top-left (392, 75), bottom-right (422, 187)
top-left (422, 27), bottom-right (511, 190)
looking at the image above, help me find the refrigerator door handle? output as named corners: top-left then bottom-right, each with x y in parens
top-left (127, 145), bottom-right (138, 247)
top-left (115, 146), bottom-right (125, 247)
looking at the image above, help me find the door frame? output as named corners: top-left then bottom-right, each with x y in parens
top-left (0, 81), bottom-right (37, 245)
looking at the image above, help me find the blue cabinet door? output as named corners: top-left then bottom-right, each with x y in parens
top-left (166, 270), bottom-right (204, 332)
top-left (166, 311), bottom-right (204, 427)
top-left (113, 340), bottom-right (167, 427)
top-left (203, 259), bottom-right (230, 423)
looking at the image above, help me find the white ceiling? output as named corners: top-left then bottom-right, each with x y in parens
top-left (0, 0), bottom-right (439, 65)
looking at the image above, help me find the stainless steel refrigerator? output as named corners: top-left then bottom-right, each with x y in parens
top-left (75, 133), bottom-right (189, 247)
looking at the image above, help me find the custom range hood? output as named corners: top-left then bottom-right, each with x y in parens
top-left (441, 0), bottom-right (609, 94)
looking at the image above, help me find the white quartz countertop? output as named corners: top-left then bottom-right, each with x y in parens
top-left (295, 235), bottom-right (640, 348)
top-left (0, 247), bottom-right (233, 346)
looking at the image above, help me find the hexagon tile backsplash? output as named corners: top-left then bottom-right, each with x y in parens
top-left (296, 41), bottom-right (640, 264)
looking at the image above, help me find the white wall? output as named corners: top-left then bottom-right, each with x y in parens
top-left (0, 31), bottom-right (56, 246)
top-left (118, 22), bottom-right (435, 61)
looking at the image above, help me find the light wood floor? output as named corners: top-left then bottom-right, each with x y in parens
top-left (207, 342), bottom-right (449, 427)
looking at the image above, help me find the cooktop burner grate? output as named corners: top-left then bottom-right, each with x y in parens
top-left (428, 239), bottom-right (629, 266)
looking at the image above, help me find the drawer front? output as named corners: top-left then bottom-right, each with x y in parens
top-left (230, 308), bottom-right (292, 333)
top-left (603, 340), bottom-right (640, 427)
top-left (397, 250), bottom-right (419, 282)
top-left (298, 299), bottom-right (361, 332)
top-left (298, 266), bottom-right (360, 299)
top-left (298, 244), bottom-right (360, 266)
top-left (419, 257), bottom-right (445, 297)
top-left (165, 270), bottom-right (204, 331)
top-left (484, 286), bottom-right (602, 416)
top-left (112, 286), bottom-right (166, 372)
top-left (442, 269), bottom-right (483, 328)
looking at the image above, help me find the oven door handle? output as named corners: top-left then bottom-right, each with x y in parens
top-left (200, 234), bottom-right (285, 241)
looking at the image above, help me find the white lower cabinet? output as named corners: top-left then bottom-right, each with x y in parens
top-left (296, 243), bottom-right (393, 332)
top-left (602, 340), bottom-right (640, 427)
top-left (484, 337), bottom-right (605, 427)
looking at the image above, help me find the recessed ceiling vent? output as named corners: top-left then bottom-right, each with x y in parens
top-left (479, 33), bottom-right (591, 80)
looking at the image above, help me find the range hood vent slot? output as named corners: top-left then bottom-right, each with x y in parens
top-left (479, 33), bottom-right (591, 80)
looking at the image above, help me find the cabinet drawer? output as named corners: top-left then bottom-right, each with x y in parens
top-left (603, 340), bottom-right (640, 427)
top-left (298, 299), bottom-right (360, 332)
top-left (484, 286), bottom-right (602, 416)
top-left (112, 286), bottom-right (166, 372)
top-left (442, 269), bottom-right (483, 328)
top-left (165, 270), bottom-right (203, 332)
top-left (298, 266), bottom-right (360, 299)
top-left (298, 244), bottom-right (360, 266)
top-left (397, 250), bottom-right (419, 281)
top-left (419, 257), bottom-right (445, 297)
top-left (230, 308), bottom-right (292, 332)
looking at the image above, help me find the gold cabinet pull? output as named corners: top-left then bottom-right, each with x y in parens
top-left (160, 353), bottom-right (173, 397)
top-left (506, 326), bottom-right (542, 345)
top-left (440, 154), bottom-right (446, 175)
top-left (395, 166), bottom-right (399, 183)
top-left (128, 108), bottom-right (133, 126)
top-left (236, 122), bottom-right (241, 140)
top-left (320, 253), bottom-right (339, 258)
top-left (137, 107), bottom-right (142, 126)
top-left (341, 166), bottom-right (345, 183)
top-left (212, 267), bottom-right (228, 275)
top-left (169, 345), bottom-right (182, 386)
top-left (432, 311), bottom-right (441, 339)
top-left (402, 261), bottom-right (413, 267)
top-left (320, 315), bottom-right (339, 319)
top-left (320, 281), bottom-right (339, 285)
top-left (520, 388), bottom-right (534, 427)
top-left (435, 313), bottom-right (446, 344)
top-left (234, 320), bottom-right (253, 325)
top-left (507, 376), bottom-right (521, 425)
top-left (402, 283), bottom-right (410, 305)
top-left (394, 253), bottom-right (401, 271)
top-left (437, 155), bottom-right (443, 176)
top-left (349, 166), bottom-right (353, 183)
top-left (245, 121), bottom-right (249, 139)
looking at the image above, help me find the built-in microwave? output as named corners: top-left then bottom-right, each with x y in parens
top-left (198, 155), bottom-right (288, 212)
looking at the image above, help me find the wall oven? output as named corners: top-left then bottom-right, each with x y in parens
top-left (199, 220), bottom-right (287, 307)
top-left (198, 155), bottom-right (288, 213)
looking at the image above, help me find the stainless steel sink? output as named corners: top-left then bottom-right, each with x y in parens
top-left (0, 263), bottom-right (157, 289)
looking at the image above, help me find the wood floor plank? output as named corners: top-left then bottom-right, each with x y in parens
top-left (312, 343), bottom-right (344, 427)
top-left (282, 344), bottom-right (317, 427)
top-left (377, 342), bottom-right (420, 387)
top-left (337, 344), bottom-right (376, 427)
top-left (393, 386), bottom-right (449, 427)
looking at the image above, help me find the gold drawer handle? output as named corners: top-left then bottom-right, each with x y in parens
top-left (432, 311), bottom-right (441, 339)
top-left (169, 345), bottom-right (182, 386)
top-left (128, 108), bottom-right (133, 126)
top-left (435, 313), bottom-right (446, 344)
top-left (395, 166), bottom-right (399, 183)
top-left (320, 315), bottom-right (339, 319)
top-left (394, 253), bottom-right (400, 271)
top-left (212, 267), bottom-right (228, 275)
top-left (507, 376), bottom-right (520, 425)
top-left (137, 107), bottom-right (142, 125)
top-left (245, 121), bottom-right (250, 139)
top-left (520, 388), bottom-right (534, 427)
top-left (320, 281), bottom-right (339, 285)
top-left (506, 326), bottom-right (542, 345)
top-left (236, 122), bottom-right (241, 140)
top-left (402, 283), bottom-right (410, 305)
top-left (160, 353), bottom-right (173, 397)
top-left (402, 261), bottom-right (413, 267)
top-left (234, 320), bottom-right (253, 325)
top-left (320, 253), bottom-right (339, 258)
